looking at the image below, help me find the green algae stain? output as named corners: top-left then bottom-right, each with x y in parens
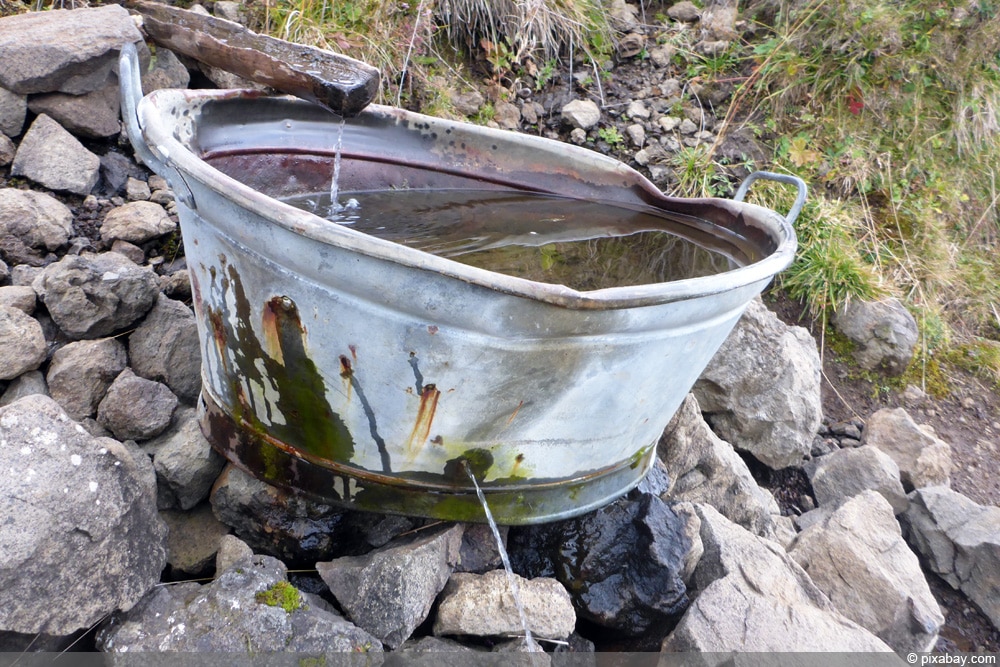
top-left (205, 262), bottom-right (355, 463)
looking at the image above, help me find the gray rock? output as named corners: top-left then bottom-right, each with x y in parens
top-left (659, 393), bottom-right (781, 538)
top-left (693, 297), bottom-right (823, 469)
top-left (0, 188), bottom-right (73, 267)
top-left (626, 123), bottom-right (645, 147)
top-left (214, 1), bottom-right (246, 23)
top-left (0, 5), bottom-right (143, 95)
top-left (128, 294), bottom-right (202, 403)
top-left (701, 5), bottom-right (739, 41)
top-left (143, 407), bottom-right (225, 510)
top-left (0, 133), bottom-right (13, 167)
top-left (0, 285), bottom-right (37, 313)
top-left (862, 407), bottom-right (953, 489)
top-left (27, 77), bottom-right (121, 139)
top-left (667, 1), bottom-right (701, 22)
top-left (607, 0), bottom-right (640, 30)
top-left (901, 486), bottom-right (1000, 629)
top-left (97, 369), bottom-right (178, 441)
top-left (832, 297), bottom-right (918, 375)
top-left (215, 534), bottom-right (254, 576)
top-left (661, 504), bottom-right (894, 652)
top-left (210, 464), bottom-right (346, 564)
top-left (100, 200), bottom-right (177, 245)
top-left (0, 87), bottom-right (26, 137)
top-left (0, 394), bottom-right (167, 635)
top-left (805, 445), bottom-right (909, 514)
top-left (509, 492), bottom-right (688, 635)
top-left (32, 251), bottom-right (159, 339)
top-left (0, 370), bottom-right (47, 407)
top-left (434, 569), bottom-right (576, 640)
top-left (125, 177), bottom-right (151, 202)
top-left (789, 491), bottom-right (943, 652)
top-left (141, 47), bottom-right (191, 93)
top-left (399, 635), bottom-right (480, 652)
top-left (560, 99), bottom-right (601, 130)
top-left (678, 117), bottom-right (699, 134)
top-left (161, 504), bottom-right (231, 576)
top-left (47, 337), bottom-right (128, 420)
top-left (493, 99), bottom-right (522, 130)
top-left (96, 554), bottom-right (383, 653)
top-left (317, 523), bottom-right (464, 649)
top-left (10, 114), bottom-right (101, 195)
top-left (670, 501), bottom-right (705, 585)
top-left (451, 90), bottom-right (485, 116)
top-left (0, 304), bottom-right (46, 380)
top-left (109, 239), bottom-right (145, 266)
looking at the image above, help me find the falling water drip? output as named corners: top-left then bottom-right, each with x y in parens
top-left (464, 464), bottom-right (543, 653)
top-left (327, 118), bottom-right (359, 217)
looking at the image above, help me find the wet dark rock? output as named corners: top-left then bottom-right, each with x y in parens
top-left (433, 569), bottom-right (576, 641)
top-left (454, 522), bottom-right (507, 573)
top-left (97, 554), bottom-right (383, 653)
top-left (98, 150), bottom-right (148, 198)
top-left (0, 188), bottom-right (74, 267)
top-left (317, 523), bottom-right (463, 649)
top-left (11, 114), bottom-right (101, 195)
top-left (32, 251), bottom-right (159, 339)
top-left (0, 304), bottom-right (46, 380)
top-left (508, 492), bottom-right (689, 636)
top-left (128, 294), bottom-right (201, 403)
top-left (210, 464), bottom-right (354, 565)
top-left (97, 368), bottom-right (178, 441)
top-left (144, 407), bottom-right (224, 510)
top-left (0, 394), bottom-right (167, 635)
top-left (47, 337), bottom-right (128, 420)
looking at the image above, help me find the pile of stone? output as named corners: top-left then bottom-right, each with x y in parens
top-left (2, 1), bottom-right (998, 657)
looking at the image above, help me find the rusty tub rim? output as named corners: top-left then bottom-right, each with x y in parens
top-left (120, 46), bottom-right (800, 312)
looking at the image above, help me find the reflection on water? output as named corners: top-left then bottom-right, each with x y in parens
top-left (281, 189), bottom-right (752, 290)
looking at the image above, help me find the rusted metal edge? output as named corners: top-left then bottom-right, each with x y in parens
top-left (129, 0), bottom-right (379, 116)
top-left (199, 390), bottom-right (656, 525)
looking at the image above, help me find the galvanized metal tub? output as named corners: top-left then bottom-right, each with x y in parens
top-left (119, 46), bottom-right (803, 524)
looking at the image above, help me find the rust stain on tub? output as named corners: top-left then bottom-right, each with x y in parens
top-left (406, 383), bottom-right (440, 459)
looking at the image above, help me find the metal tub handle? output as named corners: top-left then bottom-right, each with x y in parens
top-left (734, 171), bottom-right (808, 225)
top-left (118, 42), bottom-right (195, 207)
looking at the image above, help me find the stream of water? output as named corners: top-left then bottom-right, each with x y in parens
top-left (465, 466), bottom-right (543, 653)
top-left (327, 119), bottom-right (359, 215)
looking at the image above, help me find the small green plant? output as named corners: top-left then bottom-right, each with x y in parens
top-left (597, 126), bottom-right (624, 147)
top-left (255, 581), bottom-right (302, 613)
top-left (534, 58), bottom-right (558, 91)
